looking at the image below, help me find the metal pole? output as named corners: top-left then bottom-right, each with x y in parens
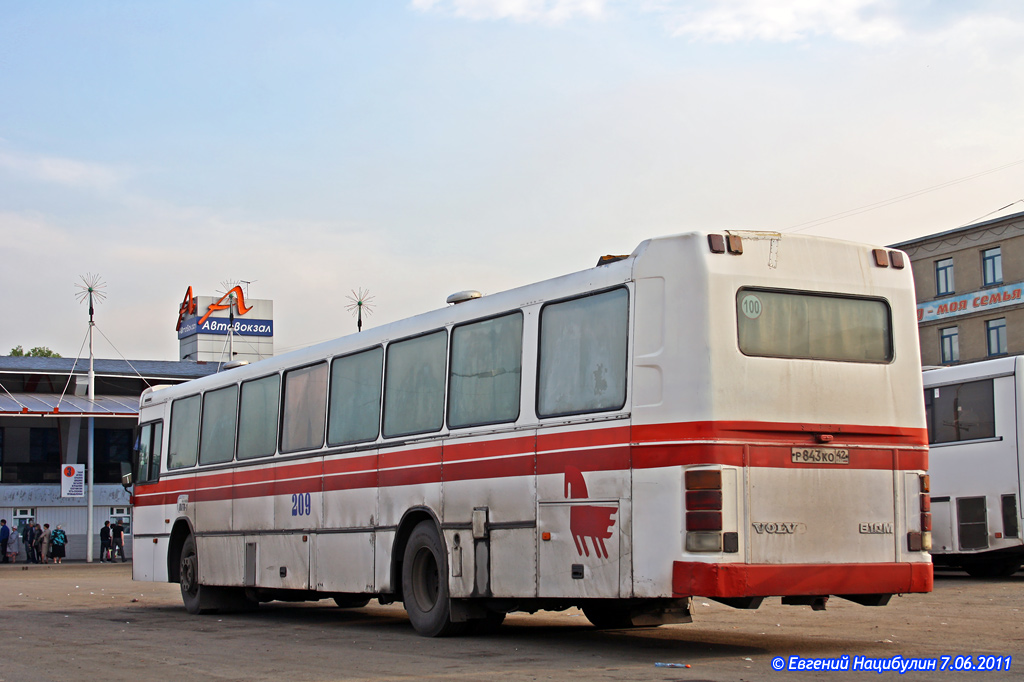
top-left (86, 292), bottom-right (95, 563)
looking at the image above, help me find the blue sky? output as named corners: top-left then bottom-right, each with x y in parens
top-left (2, 0), bottom-right (1023, 360)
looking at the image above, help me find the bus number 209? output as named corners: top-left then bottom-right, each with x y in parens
top-left (291, 492), bottom-right (312, 516)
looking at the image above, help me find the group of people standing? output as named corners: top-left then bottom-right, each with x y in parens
top-left (0, 518), bottom-right (123, 563)
top-left (99, 520), bottom-right (127, 562)
top-left (0, 519), bottom-right (66, 564)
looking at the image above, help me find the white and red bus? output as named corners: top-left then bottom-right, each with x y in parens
top-left (130, 231), bottom-right (932, 636)
top-left (923, 356), bottom-right (1024, 577)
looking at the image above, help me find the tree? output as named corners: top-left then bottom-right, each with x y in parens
top-left (9, 345), bottom-right (61, 358)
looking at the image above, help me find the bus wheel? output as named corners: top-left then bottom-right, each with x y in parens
top-left (582, 604), bottom-right (636, 629)
top-left (179, 535), bottom-right (205, 614)
top-left (402, 521), bottom-right (466, 637)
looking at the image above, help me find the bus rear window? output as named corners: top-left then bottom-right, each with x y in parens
top-left (737, 288), bottom-right (893, 363)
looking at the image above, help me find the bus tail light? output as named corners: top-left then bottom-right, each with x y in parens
top-left (686, 512), bottom-right (723, 531)
top-left (707, 234), bottom-right (743, 255)
top-left (685, 469), bottom-right (722, 490)
top-left (908, 475), bottom-right (933, 552)
top-left (685, 468), bottom-right (724, 552)
top-left (686, 490), bottom-right (722, 510)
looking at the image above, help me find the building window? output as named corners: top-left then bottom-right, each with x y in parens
top-left (13, 508), bottom-right (35, 535)
top-left (987, 318), bottom-right (1008, 356)
top-left (940, 327), bottom-right (959, 364)
top-left (935, 258), bottom-right (954, 296)
top-left (110, 507), bottom-right (131, 535)
top-left (95, 428), bottom-right (134, 484)
top-left (983, 247), bottom-right (1003, 286)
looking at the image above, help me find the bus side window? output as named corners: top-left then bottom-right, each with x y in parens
top-left (928, 380), bottom-right (995, 444)
top-left (383, 330), bottom-right (447, 438)
top-left (238, 374), bottom-right (280, 459)
top-left (281, 363), bottom-right (328, 454)
top-left (328, 347), bottom-right (383, 446)
top-left (537, 288), bottom-right (629, 418)
top-left (199, 384), bottom-right (238, 465)
top-left (135, 421), bottom-right (164, 484)
top-left (168, 395), bottom-right (201, 469)
top-left (136, 423), bottom-right (152, 483)
top-left (448, 312), bottom-right (523, 429)
top-left (149, 422), bottom-right (163, 480)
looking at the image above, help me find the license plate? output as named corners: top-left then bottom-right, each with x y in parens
top-left (791, 447), bottom-right (850, 465)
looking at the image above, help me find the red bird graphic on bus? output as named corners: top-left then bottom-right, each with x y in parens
top-left (564, 466), bottom-right (617, 559)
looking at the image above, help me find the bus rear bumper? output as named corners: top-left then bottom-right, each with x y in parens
top-left (672, 561), bottom-right (933, 598)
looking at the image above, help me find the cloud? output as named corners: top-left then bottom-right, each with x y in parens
top-left (411, 0), bottom-right (606, 24)
top-left (0, 150), bottom-right (126, 191)
top-left (664, 0), bottom-right (904, 43)
top-left (412, 0), bottom-right (1024, 47)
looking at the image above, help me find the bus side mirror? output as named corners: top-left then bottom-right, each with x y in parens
top-left (120, 462), bottom-right (133, 491)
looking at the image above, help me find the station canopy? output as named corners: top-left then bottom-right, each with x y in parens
top-left (0, 392), bottom-right (139, 417)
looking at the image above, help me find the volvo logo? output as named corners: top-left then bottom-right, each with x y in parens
top-left (752, 522), bottom-right (806, 534)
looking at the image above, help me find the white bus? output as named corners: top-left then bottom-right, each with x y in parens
top-left (923, 356), bottom-right (1024, 577)
top-left (130, 231), bottom-right (932, 636)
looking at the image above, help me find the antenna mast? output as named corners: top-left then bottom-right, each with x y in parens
top-left (75, 273), bottom-right (106, 564)
top-left (345, 288), bottom-right (375, 332)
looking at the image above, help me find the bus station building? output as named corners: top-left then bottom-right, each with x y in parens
top-left (0, 357), bottom-right (217, 560)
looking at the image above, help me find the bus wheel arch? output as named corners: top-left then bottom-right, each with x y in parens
top-left (167, 519), bottom-right (194, 584)
top-left (390, 508), bottom-right (440, 603)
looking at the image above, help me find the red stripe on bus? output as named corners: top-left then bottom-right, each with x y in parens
top-left (323, 471), bottom-right (378, 492)
top-left (131, 420), bottom-right (928, 507)
top-left (232, 482), bottom-right (275, 499)
top-left (672, 561), bottom-right (933, 598)
top-left (748, 446), bottom-right (892, 470)
top-left (443, 453), bottom-right (535, 482)
top-left (379, 463), bottom-right (442, 488)
top-left (273, 477), bottom-right (321, 496)
top-left (632, 443), bottom-right (745, 469)
top-left (536, 444), bottom-right (631, 476)
top-left (632, 444), bottom-right (927, 471)
top-left (323, 454), bottom-right (378, 476)
top-left (634, 421), bottom-right (928, 447)
top-left (537, 425), bottom-right (631, 452)
top-left (379, 446), bottom-right (443, 470)
top-left (443, 436), bottom-right (536, 462)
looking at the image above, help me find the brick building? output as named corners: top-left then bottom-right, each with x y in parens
top-left (892, 210), bottom-right (1024, 366)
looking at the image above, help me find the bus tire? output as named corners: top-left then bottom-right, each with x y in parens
top-left (179, 535), bottom-right (206, 614)
top-left (402, 521), bottom-right (466, 637)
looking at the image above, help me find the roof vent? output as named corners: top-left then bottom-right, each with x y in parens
top-left (447, 290), bottom-right (482, 305)
top-left (222, 360), bottom-right (250, 371)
